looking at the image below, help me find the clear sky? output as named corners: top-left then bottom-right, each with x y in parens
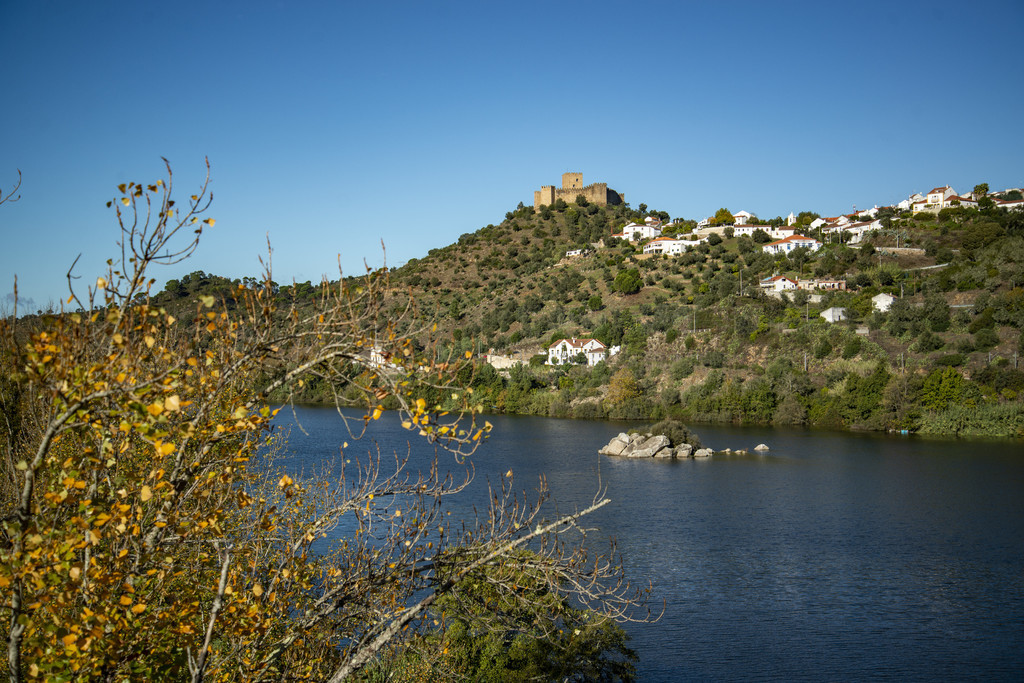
top-left (2, 0), bottom-right (1022, 310)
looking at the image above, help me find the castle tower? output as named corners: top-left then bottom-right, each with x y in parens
top-left (562, 172), bottom-right (583, 190)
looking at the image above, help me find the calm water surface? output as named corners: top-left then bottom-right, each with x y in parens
top-left (275, 407), bottom-right (1024, 681)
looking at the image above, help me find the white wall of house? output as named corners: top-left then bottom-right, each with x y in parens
top-left (547, 338), bottom-right (608, 367)
top-left (872, 293), bottom-right (895, 312)
top-left (643, 238), bottom-right (686, 255)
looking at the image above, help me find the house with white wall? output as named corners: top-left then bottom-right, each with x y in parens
top-left (872, 293), bottom-right (896, 312)
top-left (547, 337), bottom-right (609, 366)
top-left (762, 234), bottom-right (822, 255)
top-left (913, 186), bottom-right (964, 213)
top-left (611, 221), bottom-right (662, 243)
top-left (643, 237), bottom-right (687, 255)
top-left (759, 275), bottom-right (799, 291)
top-left (733, 224), bottom-right (775, 238)
top-left (820, 307), bottom-right (848, 323)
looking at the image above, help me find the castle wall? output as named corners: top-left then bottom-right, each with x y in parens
top-left (533, 175), bottom-right (623, 210)
top-left (534, 186), bottom-right (555, 209)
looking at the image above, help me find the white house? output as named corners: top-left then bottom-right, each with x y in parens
top-left (733, 224), bottom-right (775, 238)
top-left (733, 210), bottom-right (754, 225)
top-left (759, 275), bottom-right (799, 291)
top-left (786, 212), bottom-right (796, 226)
top-left (841, 219), bottom-right (883, 244)
top-left (762, 234), bottom-right (822, 255)
top-left (547, 337), bottom-right (608, 366)
top-left (996, 198), bottom-right (1024, 211)
top-left (947, 195), bottom-right (978, 209)
top-left (872, 293), bottom-right (896, 312)
top-left (927, 186), bottom-right (956, 205)
top-left (643, 236), bottom-right (687, 255)
top-left (611, 221), bottom-right (662, 243)
top-left (898, 193), bottom-right (925, 212)
top-left (820, 307), bottom-right (848, 323)
top-left (913, 186), bottom-right (964, 213)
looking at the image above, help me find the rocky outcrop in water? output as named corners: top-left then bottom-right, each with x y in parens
top-left (599, 432), bottom-right (769, 459)
top-left (599, 432), bottom-right (705, 459)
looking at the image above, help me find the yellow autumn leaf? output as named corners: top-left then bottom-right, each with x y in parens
top-left (159, 442), bottom-right (175, 456)
top-left (252, 584), bottom-right (264, 597)
top-left (147, 402), bottom-right (163, 417)
top-left (131, 603), bottom-right (146, 614)
top-left (372, 406), bottom-right (383, 421)
top-left (119, 595), bottom-right (133, 606)
top-left (164, 395), bottom-right (180, 412)
top-left (144, 335), bottom-right (155, 348)
top-left (140, 485), bottom-right (152, 502)
top-left (96, 277), bottom-right (107, 289)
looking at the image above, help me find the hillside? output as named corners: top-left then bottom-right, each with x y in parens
top-left (149, 192), bottom-right (1024, 438)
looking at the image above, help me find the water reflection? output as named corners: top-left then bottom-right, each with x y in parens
top-left (275, 408), bottom-right (1024, 681)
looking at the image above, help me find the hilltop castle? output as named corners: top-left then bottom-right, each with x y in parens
top-left (534, 173), bottom-right (624, 211)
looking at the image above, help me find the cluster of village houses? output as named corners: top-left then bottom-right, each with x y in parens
top-left (568, 185), bottom-right (1024, 262)
top-left (543, 185), bottom-right (1023, 367)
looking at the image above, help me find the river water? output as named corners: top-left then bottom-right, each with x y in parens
top-left (274, 407), bottom-right (1024, 681)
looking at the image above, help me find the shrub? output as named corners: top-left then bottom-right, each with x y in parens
top-left (842, 336), bottom-right (862, 359)
top-left (644, 418), bottom-right (702, 449)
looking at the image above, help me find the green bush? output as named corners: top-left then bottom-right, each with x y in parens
top-left (842, 336), bottom-right (862, 359)
top-left (644, 418), bottom-right (702, 449)
top-left (974, 327), bottom-right (999, 350)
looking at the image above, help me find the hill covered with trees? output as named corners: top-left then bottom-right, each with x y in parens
top-left (147, 191), bottom-right (1024, 438)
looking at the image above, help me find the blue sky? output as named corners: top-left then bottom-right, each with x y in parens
top-left (2, 0), bottom-right (1022, 309)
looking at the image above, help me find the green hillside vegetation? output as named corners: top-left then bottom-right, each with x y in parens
top-left (147, 193), bottom-right (1024, 438)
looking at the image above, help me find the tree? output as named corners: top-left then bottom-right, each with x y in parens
top-left (613, 269), bottom-right (643, 295)
top-left (605, 369), bottom-right (641, 414)
top-left (0, 162), bottom-right (652, 681)
top-left (973, 183), bottom-right (989, 199)
top-left (372, 557), bottom-right (638, 681)
top-left (711, 208), bottom-right (733, 226)
top-left (707, 233), bottom-right (723, 246)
